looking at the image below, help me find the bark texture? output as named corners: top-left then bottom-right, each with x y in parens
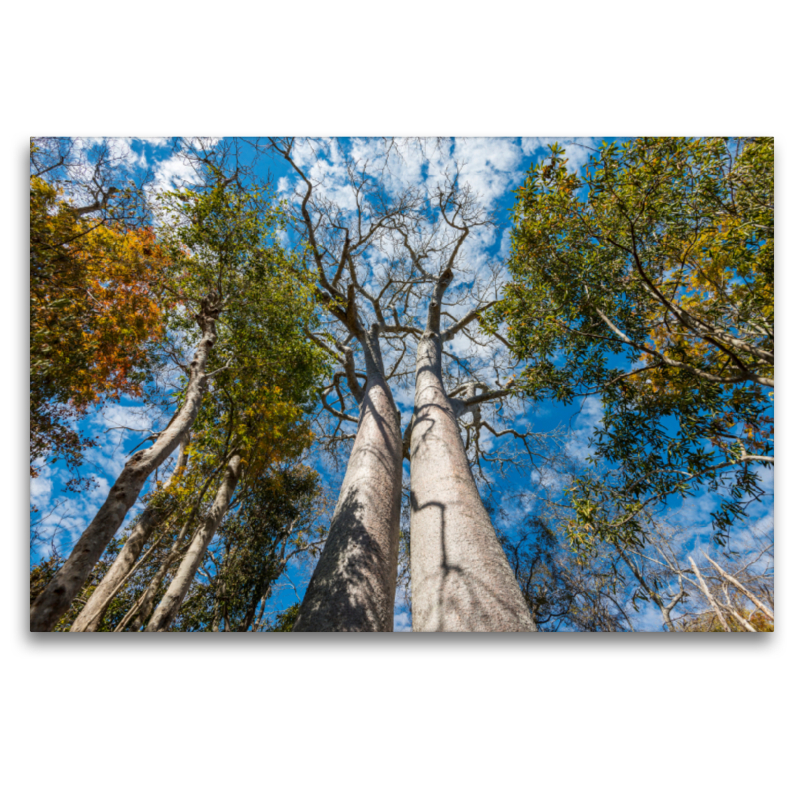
top-left (31, 295), bottom-right (220, 632)
top-left (145, 454), bottom-right (242, 632)
top-left (294, 328), bottom-right (402, 632)
top-left (409, 327), bottom-right (535, 632)
top-left (70, 437), bottom-right (190, 632)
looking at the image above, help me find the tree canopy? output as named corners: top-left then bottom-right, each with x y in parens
top-left (30, 137), bottom-right (774, 634)
top-left (489, 137), bottom-right (774, 547)
top-left (30, 143), bottom-right (332, 632)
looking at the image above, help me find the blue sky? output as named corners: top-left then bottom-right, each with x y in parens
top-left (30, 136), bottom-right (774, 632)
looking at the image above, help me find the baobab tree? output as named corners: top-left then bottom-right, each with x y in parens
top-left (257, 138), bottom-right (539, 631)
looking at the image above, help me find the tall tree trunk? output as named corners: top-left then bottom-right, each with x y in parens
top-left (293, 327), bottom-right (402, 632)
top-left (70, 436), bottom-right (190, 632)
top-left (409, 293), bottom-right (535, 632)
top-left (125, 459), bottom-right (229, 630)
top-left (145, 454), bottom-right (242, 632)
top-left (115, 520), bottom-right (191, 631)
top-left (30, 294), bottom-right (221, 632)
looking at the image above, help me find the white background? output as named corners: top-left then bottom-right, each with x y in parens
top-left (4, 3), bottom-right (795, 798)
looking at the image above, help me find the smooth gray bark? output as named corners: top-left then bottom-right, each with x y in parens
top-left (123, 461), bottom-right (228, 630)
top-left (115, 517), bottom-right (193, 631)
top-left (30, 295), bottom-right (221, 632)
top-left (293, 327), bottom-right (402, 632)
top-left (70, 437), bottom-right (190, 632)
top-left (145, 454), bottom-right (242, 632)
top-left (409, 296), bottom-right (535, 632)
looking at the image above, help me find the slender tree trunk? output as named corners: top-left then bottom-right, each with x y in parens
top-left (118, 463), bottom-right (224, 632)
top-left (30, 294), bottom-right (221, 632)
top-left (409, 298), bottom-right (535, 632)
top-left (145, 454), bottom-right (242, 632)
top-left (116, 520), bottom-right (190, 631)
top-left (70, 436), bottom-right (190, 632)
top-left (294, 327), bottom-right (402, 632)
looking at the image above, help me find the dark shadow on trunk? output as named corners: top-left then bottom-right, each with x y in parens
top-left (410, 490), bottom-right (536, 632)
top-left (293, 383), bottom-right (402, 632)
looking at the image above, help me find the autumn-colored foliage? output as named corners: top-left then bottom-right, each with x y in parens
top-left (30, 173), bottom-right (170, 474)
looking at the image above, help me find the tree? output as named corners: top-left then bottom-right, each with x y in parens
top-left (491, 137), bottom-right (774, 547)
top-left (67, 433), bottom-right (191, 631)
top-left (497, 497), bottom-right (773, 632)
top-left (31, 170), bottom-right (327, 631)
top-left (499, 515), bottom-right (629, 631)
top-left (167, 465), bottom-right (324, 632)
top-left (255, 138), bottom-right (536, 631)
top-left (67, 171), bottom-right (327, 632)
top-left (143, 367), bottom-right (316, 632)
top-left (32, 459), bottom-right (325, 633)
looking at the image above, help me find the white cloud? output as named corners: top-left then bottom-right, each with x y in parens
top-left (30, 461), bottom-right (53, 508)
top-left (565, 396), bottom-right (603, 461)
top-left (393, 611), bottom-right (412, 632)
top-left (151, 152), bottom-right (197, 193)
top-left (520, 136), bottom-right (601, 174)
top-left (452, 137), bottom-right (525, 205)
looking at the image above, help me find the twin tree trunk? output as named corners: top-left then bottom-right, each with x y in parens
top-left (294, 328), bottom-right (403, 632)
top-left (30, 296), bottom-right (220, 632)
top-left (295, 311), bottom-right (534, 632)
top-left (409, 329), bottom-right (535, 632)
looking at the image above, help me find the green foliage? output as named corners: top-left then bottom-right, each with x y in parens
top-left (31, 163), bottom-right (334, 633)
top-left (499, 514), bottom-right (630, 631)
top-left (490, 137), bottom-right (774, 546)
top-left (269, 603), bottom-right (301, 632)
top-left (172, 465), bottom-right (324, 632)
top-left (130, 179), bottom-right (331, 632)
top-left (154, 175), bottom-right (331, 430)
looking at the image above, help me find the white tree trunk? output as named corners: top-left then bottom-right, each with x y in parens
top-left (31, 296), bottom-right (220, 632)
top-left (70, 437), bottom-right (190, 632)
top-left (293, 328), bottom-right (402, 632)
top-left (409, 330), bottom-right (535, 632)
top-left (114, 518), bottom-right (192, 631)
top-left (145, 454), bottom-right (242, 632)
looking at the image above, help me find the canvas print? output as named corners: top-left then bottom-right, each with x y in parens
top-left (29, 137), bottom-right (774, 632)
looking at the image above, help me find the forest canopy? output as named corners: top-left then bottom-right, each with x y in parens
top-left (29, 136), bottom-right (774, 633)
top-left (489, 137), bottom-right (773, 547)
